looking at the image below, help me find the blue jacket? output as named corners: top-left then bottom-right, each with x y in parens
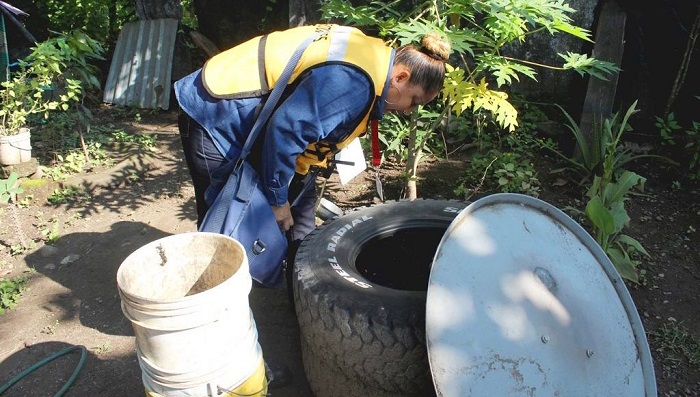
top-left (174, 62), bottom-right (391, 206)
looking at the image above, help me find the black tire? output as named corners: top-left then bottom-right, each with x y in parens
top-left (293, 199), bottom-right (469, 397)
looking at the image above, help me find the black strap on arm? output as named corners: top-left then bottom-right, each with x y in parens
top-left (237, 31), bottom-right (322, 167)
top-left (257, 35), bottom-right (269, 94)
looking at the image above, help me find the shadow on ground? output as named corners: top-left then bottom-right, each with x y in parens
top-left (0, 341), bottom-right (142, 396)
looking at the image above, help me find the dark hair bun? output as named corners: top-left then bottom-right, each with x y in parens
top-left (422, 33), bottom-right (450, 61)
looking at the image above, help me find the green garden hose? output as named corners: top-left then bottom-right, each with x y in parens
top-left (0, 344), bottom-right (87, 396)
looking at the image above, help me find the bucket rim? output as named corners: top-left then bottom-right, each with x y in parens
top-left (116, 232), bottom-right (249, 304)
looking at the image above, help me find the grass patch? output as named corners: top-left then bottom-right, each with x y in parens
top-left (650, 322), bottom-right (700, 368)
top-left (111, 129), bottom-right (158, 150)
top-left (47, 187), bottom-right (90, 205)
top-left (0, 275), bottom-right (29, 314)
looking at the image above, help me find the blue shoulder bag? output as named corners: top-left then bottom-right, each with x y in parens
top-left (199, 31), bottom-right (322, 287)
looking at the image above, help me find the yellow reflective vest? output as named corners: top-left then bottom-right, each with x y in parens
top-left (201, 24), bottom-right (393, 174)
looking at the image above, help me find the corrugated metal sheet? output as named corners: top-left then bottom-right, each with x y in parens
top-left (103, 18), bottom-right (178, 110)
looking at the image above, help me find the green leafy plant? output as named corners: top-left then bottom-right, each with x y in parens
top-left (28, 30), bottom-right (105, 101)
top-left (9, 245), bottom-right (27, 256)
top-left (568, 102), bottom-right (651, 282)
top-left (33, 111), bottom-right (111, 179)
top-left (0, 172), bottom-right (23, 203)
top-left (323, 0), bottom-right (618, 133)
top-left (47, 187), bottom-right (88, 204)
top-left (0, 31), bottom-right (103, 136)
top-left (376, 105), bottom-right (448, 199)
top-left (494, 161), bottom-right (541, 196)
top-left (36, 0), bottom-right (137, 48)
top-left (43, 31), bottom-right (105, 166)
top-left (0, 275), bottom-right (28, 314)
top-left (1, 173), bottom-right (32, 251)
top-left (548, 101), bottom-right (663, 184)
top-left (584, 170), bottom-right (649, 282)
top-left (40, 216), bottom-right (61, 244)
top-left (655, 112), bottom-right (682, 145)
top-left (112, 129), bottom-right (158, 150)
top-left (452, 104), bottom-right (550, 199)
top-left (322, 0), bottom-right (618, 198)
top-left (455, 151), bottom-right (541, 198)
top-left (43, 142), bottom-right (108, 181)
top-left (0, 61), bottom-right (63, 136)
top-left (655, 97), bottom-right (700, 179)
top-left (379, 111), bottom-right (437, 161)
top-left (180, 0), bottom-right (199, 31)
top-left (18, 194), bottom-right (34, 207)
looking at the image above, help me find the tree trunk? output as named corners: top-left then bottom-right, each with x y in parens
top-left (576, 0), bottom-right (626, 160)
top-left (192, 0), bottom-right (288, 50)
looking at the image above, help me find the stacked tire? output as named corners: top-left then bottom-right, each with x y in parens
top-left (292, 199), bottom-right (469, 397)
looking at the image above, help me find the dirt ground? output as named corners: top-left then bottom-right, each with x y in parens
top-left (0, 108), bottom-right (698, 396)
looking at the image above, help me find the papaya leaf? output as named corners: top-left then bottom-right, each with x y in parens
top-left (442, 76), bottom-right (519, 131)
top-left (551, 21), bottom-right (592, 41)
top-left (559, 52), bottom-right (620, 80)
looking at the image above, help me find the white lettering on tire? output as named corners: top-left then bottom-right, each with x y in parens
top-left (326, 215), bottom-right (373, 252)
top-left (328, 256), bottom-right (371, 288)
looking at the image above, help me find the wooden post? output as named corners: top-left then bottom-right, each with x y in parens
top-left (577, 0), bottom-right (626, 157)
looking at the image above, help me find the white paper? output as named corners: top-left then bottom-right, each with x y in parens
top-left (335, 139), bottom-right (367, 185)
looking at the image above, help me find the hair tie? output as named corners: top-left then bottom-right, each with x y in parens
top-left (420, 47), bottom-right (444, 62)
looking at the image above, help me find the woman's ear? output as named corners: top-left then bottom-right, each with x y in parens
top-left (393, 68), bottom-right (410, 85)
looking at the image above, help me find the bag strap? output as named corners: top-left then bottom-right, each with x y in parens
top-left (238, 31), bottom-right (323, 163)
top-left (200, 31), bottom-right (322, 233)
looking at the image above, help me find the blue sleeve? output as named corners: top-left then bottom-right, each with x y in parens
top-left (260, 65), bottom-right (373, 206)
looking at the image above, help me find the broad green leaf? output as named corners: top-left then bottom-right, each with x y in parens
top-left (559, 52), bottom-right (620, 80)
top-left (609, 200), bottom-right (629, 234)
top-left (586, 195), bottom-right (615, 235)
top-left (551, 21), bottom-right (592, 41)
top-left (476, 54), bottom-right (538, 86)
top-left (615, 234), bottom-right (650, 257)
top-left (445, 26), bottom-right (493, 56)
top-left (6, 172), bottom-right (18, 188)
top-left (443, 75), bottom-right (518, 131)
top-left (607, 247), bottom-right (638, 283)
top-left (604, 170), bottom-right (645, 203)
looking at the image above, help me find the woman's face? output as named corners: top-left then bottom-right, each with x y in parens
top-left (384, 66), bottom-right (439, 114)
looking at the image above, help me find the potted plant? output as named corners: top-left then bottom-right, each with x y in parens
top-left (0, 48), bottom-right (64, 165)
top-left (0, 33), bottom-right (90, 165)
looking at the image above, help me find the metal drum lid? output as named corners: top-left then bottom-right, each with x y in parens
top-left (426, 193), bottom-right (656, 396)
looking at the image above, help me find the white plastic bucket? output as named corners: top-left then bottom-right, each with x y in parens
top-left (117, 232), bottom-right (266, 396)
top-left (0, 128), bottom-right (32, 165)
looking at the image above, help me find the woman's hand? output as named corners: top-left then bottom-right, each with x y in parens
top-left (272, 203), bottom-right (294, 232)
